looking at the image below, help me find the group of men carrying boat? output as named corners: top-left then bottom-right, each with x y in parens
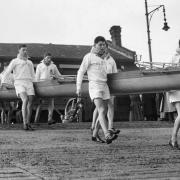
top-left (0, 36), bottom-right (120, 144)
top-left (0, 45), bottom-right (62, 130)
top-left (1, 36), bottom-right (180, 147)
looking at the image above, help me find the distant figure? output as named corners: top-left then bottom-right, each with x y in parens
top-left (168, 47), bottom-right (180, 149)
top-left (14, 100), bottom-right (23, 123)
top-left (35, 52), bottom-right (62, 125)
top-left (0, 62), bottom-right (14, 124)
top-left (142, 93), bottom-right (157, 121)
top-left (159, 92), bottom-right (176, 121)
top-left (1, 44), bottom-right (35, 130)
top-left (129, 94), bottom-right (143, 121)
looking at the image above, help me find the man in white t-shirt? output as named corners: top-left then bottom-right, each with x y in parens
top-left (76, 36), bottom-right (118, 144)
top-left (1, 44), bottom-right (35, 130)
top-left (35, 52), bottom-right (62, 125)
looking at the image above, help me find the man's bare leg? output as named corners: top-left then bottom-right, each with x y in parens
top-left (170, 102), bottom-right (180, 147)
top-left (93, 98), bottom-right (119, 137)
top-left (92, 98), bottom-right (118, 143)
top-left (107, 97), bottom-right (120, 134)
top-left (7, 103), bottom-right (13, 125)
top-left (34, 104), bottom-right (41, 123)
top-left (91, 107), bottom-right (98, 130)
top-left (1, 109), bottom-right (6, 124)
top-left (92, 98), bottom-right (108, 136)
top-left (19, 92), bottom-right (28, 129)
top-left (48, 98), bottom-right (54, 121)
top-left (107, 98), bottom-right (114, 130)
top-left (48, 98), bottom-right (56, 125)
top-left (27, 95), bottom-right (34, 124)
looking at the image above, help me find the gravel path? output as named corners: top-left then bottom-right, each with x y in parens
top-left (0, 121), bottom-right (179, 180)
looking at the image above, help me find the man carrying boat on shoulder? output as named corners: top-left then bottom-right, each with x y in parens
top-left (1, 44), bottom-right (35, 131)
top-left (76, 36), bottom-right (118, 144)
top-left (35, 52), bottom-right (62, 125)
top-left (90, 42), bottom-right (120, 142)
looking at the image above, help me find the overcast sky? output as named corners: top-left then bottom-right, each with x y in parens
top-left (0, 0), bottom-right (179, 63)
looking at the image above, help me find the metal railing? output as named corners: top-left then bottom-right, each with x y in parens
top-left (135, 61), bottom-right (180, 72)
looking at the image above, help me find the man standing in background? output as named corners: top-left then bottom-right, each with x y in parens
top-left (35, 52), bottom-right (62, 125)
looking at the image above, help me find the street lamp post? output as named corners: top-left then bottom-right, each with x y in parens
top-left (145, 0), bottom-right (170, 67)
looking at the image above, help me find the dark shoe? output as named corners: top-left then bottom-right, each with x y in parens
top-left (169, 140), bottom-right (180, 150)
top-left (27, 124), bottom-right (34, 131)
top-left (109, 128), bottom-right (120, 135)
top-left (48, 119), bottom-right (56, 125)
top-left (92, 134), bottom-right (105, 143)
top-left (105, 133), bottom-right (118, 144)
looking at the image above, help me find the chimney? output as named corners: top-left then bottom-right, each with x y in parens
top-left (109, 26), bottom-right (122, 47)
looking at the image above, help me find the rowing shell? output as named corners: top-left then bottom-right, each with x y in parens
top-left (108, 69), bottom-right (180, 95)
top-left (0, 76), bottom-right (89, 100)
top-left (1, 69), bottom-right (180, 100)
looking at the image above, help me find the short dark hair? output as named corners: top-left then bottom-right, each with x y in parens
top-left (18, 44), bottom-right (27, 50)
top-left (94, 36), bottom-right (106, 44)
top-left (44, 52), bottom-right (52, 58)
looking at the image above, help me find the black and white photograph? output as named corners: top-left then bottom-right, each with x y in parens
top-left (0, 0), bottom-right (180, 179)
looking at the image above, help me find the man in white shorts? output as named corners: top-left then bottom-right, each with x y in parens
top-left (1, 44), bottom-right (35, 130)
top-left (91, 43), bottom-right (120, 139)
top-left (76, 36), bottom-right (118, 144)
top-left (35, 52), bottom-right (62, 125)
top-left (168, 47), bottom-right (180, 149)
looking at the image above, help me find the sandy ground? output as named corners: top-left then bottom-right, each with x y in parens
top-left (0, 121), bottom-right (180, 180)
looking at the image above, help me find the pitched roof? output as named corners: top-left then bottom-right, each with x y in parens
top-left (107, 40), bottom-right (136, 60)
top-left (0, 43), bottom-right (135, 63)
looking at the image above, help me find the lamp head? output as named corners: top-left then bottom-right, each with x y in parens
top-left (162, 22), bottom-right (170, 31)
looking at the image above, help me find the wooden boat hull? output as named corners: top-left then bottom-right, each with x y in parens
top-left (0, 80), bottom-right (89, 100)
top-left (0, 88), bottom-right (17, 100)
top-left (1, 69), bottom-right (180, 100)
top-left (108, 70), bottom-right (180, 95)
top-left (34, 80), bottom-right (89, 98)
